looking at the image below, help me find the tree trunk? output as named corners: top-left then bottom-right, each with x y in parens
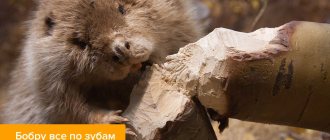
top-left (123, 21), bottom-right (330, 140)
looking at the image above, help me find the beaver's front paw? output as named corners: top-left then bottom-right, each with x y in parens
top-left (103, 110), bottom-right (129, 124)
top-left (89, 110), bottom-right (129, 124)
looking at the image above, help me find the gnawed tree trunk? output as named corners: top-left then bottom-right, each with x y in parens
top-left (123, 21), bottom-right (330, 140)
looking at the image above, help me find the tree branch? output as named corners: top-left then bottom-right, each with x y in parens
top-left (124, 21), bottom-right (330, 139)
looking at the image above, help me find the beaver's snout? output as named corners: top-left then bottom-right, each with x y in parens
top-left (110, 34), bottom-right (152, 66)
top-left (111, 36), bottom-right (131, 63)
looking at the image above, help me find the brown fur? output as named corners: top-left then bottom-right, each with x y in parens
top-left (2, 0), bottom-right (202, 124)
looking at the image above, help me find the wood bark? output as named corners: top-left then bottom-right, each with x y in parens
top-left (123, 21), bottom-right (330, 140)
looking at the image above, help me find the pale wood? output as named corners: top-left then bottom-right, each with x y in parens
top-left (124, 21), bottom-right (330, 139)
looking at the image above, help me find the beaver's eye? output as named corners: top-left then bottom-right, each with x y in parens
top-left (71, 38), bottom-right (88, 49)
top-left (118, 5), bottom-right (125, 14)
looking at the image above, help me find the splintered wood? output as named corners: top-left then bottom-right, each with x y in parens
top-left (124, 21), bottom-right (330, 140)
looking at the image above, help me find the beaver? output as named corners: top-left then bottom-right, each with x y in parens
top-left (2, 0), bottom-right (203, 128)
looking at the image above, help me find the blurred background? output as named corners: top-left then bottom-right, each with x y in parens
top-left (0, 0), bottom-right (329, 139)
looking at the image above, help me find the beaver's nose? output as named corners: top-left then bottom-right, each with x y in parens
top-left (112, 38), bottom-right (131, 63)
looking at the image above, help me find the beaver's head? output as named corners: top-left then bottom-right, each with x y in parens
top-left (30, 0), bottom-right (200, 81)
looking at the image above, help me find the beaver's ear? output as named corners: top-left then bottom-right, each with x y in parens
top-left (44, 13), bottom-right (55, 36)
